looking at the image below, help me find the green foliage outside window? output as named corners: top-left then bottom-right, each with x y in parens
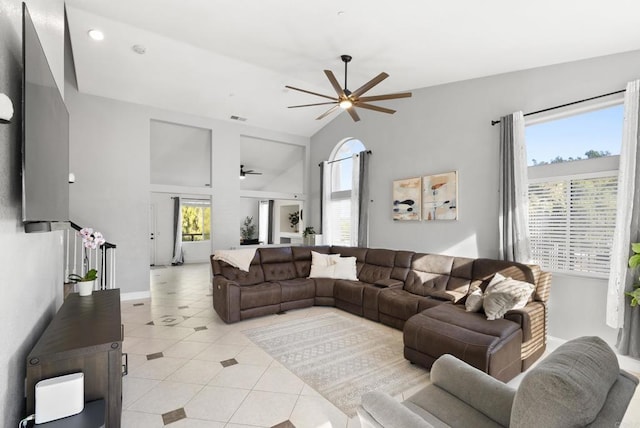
top-left (182, 204), bottom-right (211, 241)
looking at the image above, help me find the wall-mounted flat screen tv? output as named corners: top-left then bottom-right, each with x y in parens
top-left (22, 3), bottom-right (69, 230)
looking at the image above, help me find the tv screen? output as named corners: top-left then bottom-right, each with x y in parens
top-left (22, 3), bottom-right (69, 227)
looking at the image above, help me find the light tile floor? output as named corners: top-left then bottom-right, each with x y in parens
top-left (122, 263), bottom-right (640, 427)
top-left (122, 263), bottom-right (383, 427)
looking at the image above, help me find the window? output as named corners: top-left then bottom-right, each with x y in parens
top-left (326, 138), bottom-right (366, 246)
top-left (181, 199), bottom-right (211, 241)
top-left (526, 104), bottom-right (623, 276)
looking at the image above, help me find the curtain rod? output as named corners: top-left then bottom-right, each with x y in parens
top-left (490, 89), bottom-right (626, 126)
top-left (318, 150), bottom-right (372, 167)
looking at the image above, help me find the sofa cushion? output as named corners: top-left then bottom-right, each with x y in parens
top-left (239, 283), bottom-right (281, 310)
top-left (334, 280), bottom-right (367, 305)
top-left (379, 289), bottom-right (428, 321)
top-left (510, 336), bottom-right (620, 428)
top-left (211, 252), bottom-right (264, 286)
top-left (279, 278), bottom-right (315, 302)
top-left (421, 304), bottom-right (520, 339)
top-left (405, 254), bottom-right (473, 302)
top-left (392, 250), bottom-right (415, 282)
top-left (358, 249), bottom-right (396, 283)
top-left (483, 274), bottom-right (535, 321)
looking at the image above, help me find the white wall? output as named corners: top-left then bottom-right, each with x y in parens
top-left (65, 81), bottom-right (309, 295)
top-left (150, 120), bottom-right (212, 187)
top-left (310, 49), bottom-right (640, 345)
top-left (0, 0), bottom-right (65, 425)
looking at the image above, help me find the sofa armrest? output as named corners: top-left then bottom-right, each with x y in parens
top-left (431, 354), bottom-right (515, 427)
top-left (358, 391), bottom-right (434, 428)
top-left (504, 301), bottom-right (546, 343)
top-left (374, 279), bottom-right (403, 288)
top-left (212, 276), bottom-right (241, 323)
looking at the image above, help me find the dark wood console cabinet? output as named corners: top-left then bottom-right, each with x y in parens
top-left (26, 289), bottom-right (122, 427)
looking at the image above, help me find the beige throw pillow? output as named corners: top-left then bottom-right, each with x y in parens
top-left (465, 288), bottom-right (484, 312)
top-left (309, 251), bottom-right (340, 278)
top-left (483, 274), bottom-right (535, 320)
top-left (332, 256), bottom-right (358, 280)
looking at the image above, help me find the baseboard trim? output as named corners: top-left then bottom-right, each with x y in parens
top-left (120, 290), bottom-right (151, 301)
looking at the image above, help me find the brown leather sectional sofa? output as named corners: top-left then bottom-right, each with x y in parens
top-left (211, 245), bottom-right (551, 382)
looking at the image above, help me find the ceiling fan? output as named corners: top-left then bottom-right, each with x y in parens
top-left (240, 165), bottom-right (262, 180)
top-left (285, 55), bottom-right (412, 122)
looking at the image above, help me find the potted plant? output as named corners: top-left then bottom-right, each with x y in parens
top-left (240, 216), bottom-right (258, 245)
top-left (68, 227), bottom-right (106, 296)
top-left (303, 226), bottom-right (316, 246)
top-left (625, 243), bottom-right (640, 306)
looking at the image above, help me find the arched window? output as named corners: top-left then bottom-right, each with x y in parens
top-left (324, 138), bottom-right (366, 246)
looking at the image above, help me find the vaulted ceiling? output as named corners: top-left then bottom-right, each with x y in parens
top-left (66, 0), bottom-right (640, 138)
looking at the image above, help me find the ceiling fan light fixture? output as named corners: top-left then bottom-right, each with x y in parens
top-left (239, 172), bottom-right (246, 180)
top-left (286, 55), bottom-right (411, 121)
top-left (339, 99), bottom-right (353, 109)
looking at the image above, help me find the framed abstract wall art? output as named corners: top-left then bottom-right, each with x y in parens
top-left (422, 171), bottom-right (458, 221)
top-left (393, 177), bottom-right (421, 221)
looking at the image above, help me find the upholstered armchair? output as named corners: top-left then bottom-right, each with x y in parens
top-left (358, 336), bottom-right (638, 428)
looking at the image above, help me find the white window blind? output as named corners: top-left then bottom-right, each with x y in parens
top-left (329, 198), bottom-right (351, 246)
top-left (528, 172), bottom-right (618, 276)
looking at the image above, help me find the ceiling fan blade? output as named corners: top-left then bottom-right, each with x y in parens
top-left (285, 85), bottom-right (337, 101)
top-left (316, 105), bottom-right (340, 120)
top-left (247, 172), bottom-right (262, 175)
top-left (351, 72), bottom-right (389, 98)
top-left (347, 107), bottom-right (360, 122)
top-left (324, 70), bottom-right (346, 97)
top-left (358, 92), bottom-right (412, 102)
top-left (356, 102), bottom-right (396, 114)
top-left (288, 101), bottom-right (338, 108)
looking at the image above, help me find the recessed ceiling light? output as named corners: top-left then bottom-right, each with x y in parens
top-left (132, 44), bottom-right (146, 55)
top-left (87, 29), bottom-right (104, 41)
top-left (337, 11), bottom-right (345, 16)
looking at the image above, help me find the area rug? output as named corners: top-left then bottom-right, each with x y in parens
top-left (244, 313), bottom-right (430, 417)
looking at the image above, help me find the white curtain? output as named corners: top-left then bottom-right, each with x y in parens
top-left (498, 111), bottom-right (531, 263)
top-left (607, 80), bottom-right (640, 338)
top-left (357, 150), bottom-right (371, 247)
top-left (350, 153), bottom-right (360, 247)
top-left (320, 161), bottom-right (332, 245)
top-left (171, 196), bottom-right (184, 265)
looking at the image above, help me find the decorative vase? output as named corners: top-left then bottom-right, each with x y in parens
top-left (304, 235), bottom-right (315, 246)
top-left (77, 280), bottom-right (95, 296)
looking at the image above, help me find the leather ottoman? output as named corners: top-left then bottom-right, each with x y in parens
top-left (403, 304), bottom-right (523, 382)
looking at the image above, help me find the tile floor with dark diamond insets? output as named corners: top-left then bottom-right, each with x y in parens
top-left (122, 263), bottom-right (640, 427)
top-left (121, 263), bottom-right (374, 427)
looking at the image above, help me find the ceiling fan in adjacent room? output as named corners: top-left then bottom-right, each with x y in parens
top-left (285, 55), bottom-right (412, 122)
top-left (240, 165), bottom-right (262, 180)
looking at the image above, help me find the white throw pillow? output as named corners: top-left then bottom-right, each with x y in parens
top-left (465, 288), bottom-right (484, 312)
top-left (309, 251), bottom-right (341, 278)
top-left (332, 256), bottom-right (358, 280)
top-left (483, 275), bottom-right (535, 320)
top-left (311, 251), bottom-right (340, 266)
